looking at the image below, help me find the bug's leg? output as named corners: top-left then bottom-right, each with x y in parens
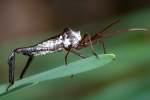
top-left (64, 46), bottom-right (72, 65)
top-left (87, 34), bottom-right (99, 58)
top-left (19, 56), bottom-right (34, 79)
top-left (79, 33), bottom-right (98, 57)
top-left (7, 84), bottom-right (12, 91)
top-left (7, 51), bottom-right (16, 91)
top-left (98, 39), bottom-right (106, 54)
top-left (69, 49), bottom-right (87, 78)
top-left (98, 19), bottom-right (120, 34)
top-left (79, 34), bottom-right (88, 44)
top-left (69, 49), bottom-right (88, 78)
top-left (71, 48), bottom-right (88, 58)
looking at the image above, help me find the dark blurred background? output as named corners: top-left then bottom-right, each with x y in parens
top-left (0, 0), bottom-right (150, 100)
top-left (0, 0), bottom-right (150, 41)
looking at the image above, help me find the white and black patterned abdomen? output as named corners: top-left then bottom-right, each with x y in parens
top-left (15, 37), bottom-right (64, 56)
top-left (34, 38), bottom-right (63, 56)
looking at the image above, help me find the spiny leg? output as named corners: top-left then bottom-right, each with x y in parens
top-left (19, 56), bottom-right (34, 79)
top-left (7, 51), bottom-right (16, 91)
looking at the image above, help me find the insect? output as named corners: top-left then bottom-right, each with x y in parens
top-left (7, 19), bottom-right (147, 91)
top-left (7, 28), bottom-right (84, 90)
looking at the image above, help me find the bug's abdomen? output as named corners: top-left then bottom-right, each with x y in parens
top-left (16, 47), bottom-right (63, 56)
top-left (32, 47), bottom-right (63, 56)
top-left (15, 39), bottom-right (64, 56)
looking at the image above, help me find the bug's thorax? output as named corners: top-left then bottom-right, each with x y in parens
top-left (62, 28), bottom-right (81, 48)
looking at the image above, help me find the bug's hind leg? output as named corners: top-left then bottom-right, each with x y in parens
top-left (7, 51), bottom-right (16, 91)
top-left (6, 83), bottom-right (13, 91)
top-left (19, 56), bottom-right (34, 79)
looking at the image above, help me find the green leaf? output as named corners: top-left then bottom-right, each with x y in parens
top-left (0, 53), bottom-right (115, 96)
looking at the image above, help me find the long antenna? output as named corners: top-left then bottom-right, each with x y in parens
top-left (92, 19), bottom-right (120, 40)
top-left (98, 19), bottom-right (120, 34)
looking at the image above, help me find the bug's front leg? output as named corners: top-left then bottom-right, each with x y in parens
top-left (71, 48), bottom-right (88, 58)
top-left (98, 39), bottom-right (106, 54)
top-left (77, 33), bottom-right (99, 58)
top-left (86, 34), bottom-right (99, 58)
top-left (64, 44), bottom-right (88, 65)
top-left (95, 35), bottom-right (107, 54)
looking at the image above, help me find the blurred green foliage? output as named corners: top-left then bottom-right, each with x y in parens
top-left (0, 8), bottom-right (150, 100)
top-left (0, 54), bottom-right (115, 96)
